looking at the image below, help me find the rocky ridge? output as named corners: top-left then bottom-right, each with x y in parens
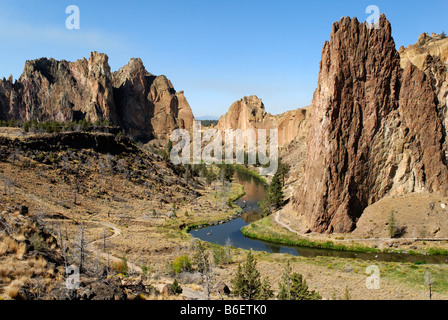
top-left (0, 52), bottom-right (194, 142)
top-left (216, 95), bottom-right (310, 148)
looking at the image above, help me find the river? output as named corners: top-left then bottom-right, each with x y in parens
top-left (190, 169), bottom-right (448, 264)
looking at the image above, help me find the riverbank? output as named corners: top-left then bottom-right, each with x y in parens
top-left (242, 212), bottom-right (448, 258)
top-left (184, 181), bottom-right (246, 233)
top-left (231, 164), bottom-right (267, 185)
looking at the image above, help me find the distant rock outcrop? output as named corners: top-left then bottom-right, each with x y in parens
top-left (0, 52), bottom-right (194, 142)
top-left (399, 32), bottom-right (448, 69)
top-left (293, 15), bottom-right (448, 233)
top-left (216, 95), bottom-right (310, 147)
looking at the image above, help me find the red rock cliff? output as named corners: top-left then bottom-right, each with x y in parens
top-left (0, 52), bottom-right (194, 142)
top-left (293, 15), bottom-right (448, 233)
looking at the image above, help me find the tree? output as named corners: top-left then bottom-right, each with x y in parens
top-left (74, 224), bottom-right (89, 274)
top-left (192, 240), bottom-right (213, 300)
top-left (277, 261), bottom-right (321, 300)
top-left (220, 164), bottom-right (234, 185)
top-left (171, 279), bottom-right (183, 295)
top-left (441, 31), bottom-right (447, 39)
top-left (269, 173), bottom-right (284, 209)
top-left (205, 167), bottom-right (217, 186)
top-left (277, 159), bottom-right (290, 186)
top-left (231, 251), bottom-right (267, 300)
top-left (425, 269), bottom-right (434, 300)
top-left (387, 210), bottom-right (398, 238)
top-left (258, 277), bottom-right (274, 300)
top-left (260, 172), bottom-right (284, 216)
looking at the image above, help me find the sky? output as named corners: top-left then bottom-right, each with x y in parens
top-left (0, 0), bottom-right (447, 118)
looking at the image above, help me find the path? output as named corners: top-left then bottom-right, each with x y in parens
top-left (274, 210), bottom-right (448, 243)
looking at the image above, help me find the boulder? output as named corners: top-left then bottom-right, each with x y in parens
top-left (214, 282), bottom-right (230, 296)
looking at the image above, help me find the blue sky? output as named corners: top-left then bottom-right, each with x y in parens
top-left (0, 1), bottom-right (447, 118)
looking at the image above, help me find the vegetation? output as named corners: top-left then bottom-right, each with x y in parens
top-left (387, 210), bottom-right (398, 238)
top-left (171, 279), bottom-right (183, 295)
top-left (200, 120), bottom-right (219, 127)
top-left (441, 31), bottom-right (446, 39)
top-left (171, 255), bottom-right (192, 274)
top-left (242, 216), bottom-right (381, 254)
top-left (212, 244), bottom-right (232, 265)
top-left (277, 261), bottom-right (321, 300)
top-left (112, 256), bottom-right (129, 275)
top-left (231, 251), bottom-right (273, 300)
top-left (260, 172), bottom-right (284, 217)
top-left (387, 210), bottom-right (406, 238)
top-left (191, 239), bottom-right (214, 300)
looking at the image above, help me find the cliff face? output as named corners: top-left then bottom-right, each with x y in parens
top-left (216, 95), bottom-right (310, 147)
top-left (111, 58), bottom-right (194, 141)
top-left (0, 52), bottom-right (194, 142)
top-left (293, 15), bottom-right (448, 233)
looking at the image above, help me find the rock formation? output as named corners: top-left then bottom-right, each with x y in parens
top-left (112, 58), bottom-right (194, 141)
top-left (216, 95), bottom-right (310, 147)
top-left (293, 15), bottom-right (448, 233)
top-left (0, 52), bottom-right (194, 142)
top-left (399, 32), bottom-right (448, 69)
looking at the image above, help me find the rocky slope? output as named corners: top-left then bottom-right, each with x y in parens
top-left (292, 15), bottom-right (448, 233)
top-left (399, 32), bottom-right (448, 69)
top-left (216, 95), bottom-right (310, 148)
top-left (0, 52), bottom-right (194, 142)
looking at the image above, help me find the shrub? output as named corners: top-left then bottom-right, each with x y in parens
top-left (212, 244), bottom-right (232, 265)
top-left (171, 279), bottom-right (183, 295)
top-left (29, 233), bottom-right (46, 253)
top-left (171, 255), bottom-right (192, 274)
top-left (112, 256), bottom-right (129, 275)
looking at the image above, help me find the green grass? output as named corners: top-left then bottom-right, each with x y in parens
top-left (427, 248), bottom-right (448, 256)
top-left (303, 255), bottom-right (448, 294)
top-left (241, 216), bottom-right (381, 254)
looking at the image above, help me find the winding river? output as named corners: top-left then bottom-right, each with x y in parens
top-left (190, 170), bottom-right (448, 264)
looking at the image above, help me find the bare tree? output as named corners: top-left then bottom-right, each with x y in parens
top-left (8, 148), bottom-right (20, 165)
top-left (192, 239), bottom-right (213, 300)
top-left (56, 223), bottom-right (69, 268)
top-left (3, 177), bottom-right (13, 195)
top-left (425, 269), bottom-right (434, 300)
top-left (74, 224), bottom-right (89, 274)
top-left (103, 228), bottom-right (110, 271)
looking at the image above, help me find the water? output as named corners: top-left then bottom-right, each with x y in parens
top-left (190, 170), bottom-right (448, 264)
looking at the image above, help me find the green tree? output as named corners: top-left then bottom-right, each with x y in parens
top-left (277, 159), bottom-right (290, 186)
top-left (441, 31), bottom-right (446, 39)
top-left (258, 277), bottom-right (274, 300)
top-left (260, 172), bottom-right (284, 216)
top-left (205, 167), bottom-right (217, 186)
top-left (388, 210), bottom-right (398, 238)
top-left (171, 279), bottom-right (183, 295)
top-left (231, 251), bottom-right (263, 300)
top-left (220, 164), bottom-right (234, 184)
top-left (269, 173), bottom-right (284, 209)
top-left (277, 261), bottom-right (321, 300)
top-left (22, 121), bottom-right (31, 133)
